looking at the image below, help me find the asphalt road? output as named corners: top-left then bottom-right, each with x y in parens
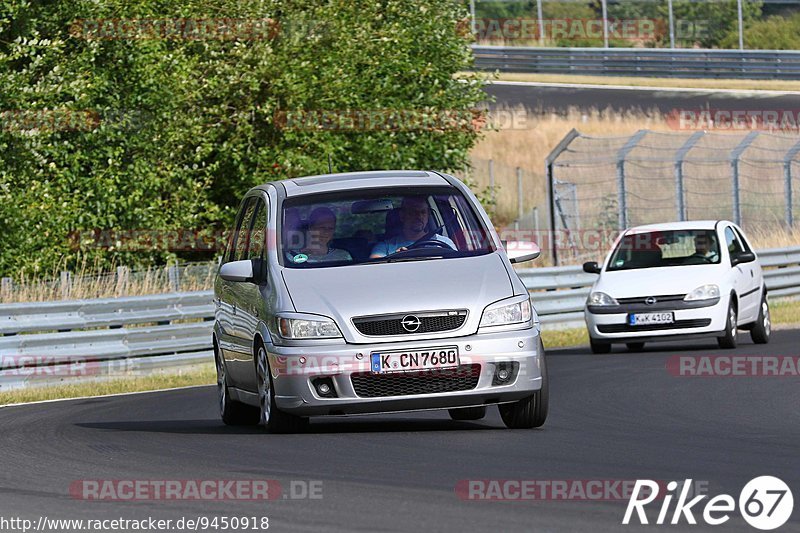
top-left (485, 81), bottom-right (800, 115)
top-left (1, 331), bottom-right (798, 533)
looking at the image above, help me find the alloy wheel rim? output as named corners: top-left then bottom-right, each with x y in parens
top-left (257, 347), bottom-right (271, 425)
top-left (730, 307), bottom-right (737, 340)
top-left (763, 302), bottom-right (771, 335)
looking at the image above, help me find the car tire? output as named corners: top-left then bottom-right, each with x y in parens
top-left (216, 348), bottom-right (258, 426)
top-left (590, 338), bottom-right (611, 354)
top-left (717, 300), bottom-right (738, 349)
top-left (626, 342), bottom-right (645, 352)
top-left (448, 406), bottom-right (487, 421)
top-left (256, 342), bottom-right (308, 434)
top-left (750, 292), bottom-right (771, 344)
top-left (499, 345), bottom-right (548, 429)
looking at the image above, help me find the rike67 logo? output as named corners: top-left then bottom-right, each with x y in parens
top-left (623, 476), bottom-right (794, 530)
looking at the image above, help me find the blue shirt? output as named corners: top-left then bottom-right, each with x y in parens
top-left (370, 234), bottom-right (457, 257)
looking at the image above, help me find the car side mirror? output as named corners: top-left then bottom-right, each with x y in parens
top-left (505, 241), bottom-right (541, 264)
top-left (583, 261), bottom-right (602, 274)
top-left (219, 259), bottom-right (266, 284)
top-left (731, 251), bottom-right (756, 266)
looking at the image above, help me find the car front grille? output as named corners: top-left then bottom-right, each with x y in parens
top-left (353, 310), bottom-right (467, 336)
top-left (616, 294), bottom-right (686, 305)
top-left (350, 364), bottom-right (481, 398)
top-left (597, 318), bottom-right (712, 333)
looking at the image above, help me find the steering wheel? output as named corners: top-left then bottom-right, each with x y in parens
top-left (406, 239), bottom-right (454, 251)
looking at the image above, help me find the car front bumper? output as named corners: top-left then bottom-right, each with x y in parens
top-left (264, 327), bottom-right (544, 416)
top-left (585, 297), bottom-right (728, 344)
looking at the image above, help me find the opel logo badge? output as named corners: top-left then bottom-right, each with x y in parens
top-left (401, 315), bottom-right (422, 332)
top-left (645, 296), bottom-right (657, 305)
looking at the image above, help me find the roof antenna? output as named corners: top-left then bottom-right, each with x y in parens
top-left (327, 153), bottom-right (333, 174)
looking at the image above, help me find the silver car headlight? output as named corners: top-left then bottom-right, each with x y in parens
top-left (587, 292), bottom-right (618, 306)
top-left (480, 297), bottom-right (533, 328)
top-left (684, 284), bottom-right (720, 301)
top-left (276, 315), bottom-right (342, 339)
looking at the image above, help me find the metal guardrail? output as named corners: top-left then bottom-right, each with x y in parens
top-left (472, 46), bottom-right (800, 80)
top-left (2, 246), bottom-right (800, 389)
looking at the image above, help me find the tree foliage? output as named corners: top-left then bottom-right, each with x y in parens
top-left (0, 0), bottom-right (487, 276)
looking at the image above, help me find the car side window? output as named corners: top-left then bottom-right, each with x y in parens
top-left (232, 198), bottom-right (258, 263)
top-left (248, 199), bottom-right (267, 261)
top-left (724, 227), bottom-right (744, 258)
top-left (733, 227), bottom-right (752, 253)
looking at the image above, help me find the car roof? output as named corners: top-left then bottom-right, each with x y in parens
top-left (272, 170), bottom-right (451, 197)
top-left (625, 220), bottom-right (728, 233)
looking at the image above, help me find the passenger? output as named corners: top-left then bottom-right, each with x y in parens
top-left (286, 207), bottom-right (352, 264)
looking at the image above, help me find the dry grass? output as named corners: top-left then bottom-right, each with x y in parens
top-left (470, 106), bottom-right (669, 226)
top-left (474, 73), bottom-right (800, 92)
top-left (0, 363), bottom-right (215, 406)
top-left (1, 261), bottom-right (216, 303)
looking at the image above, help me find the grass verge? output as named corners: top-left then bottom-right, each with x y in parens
top-left (0, 364), bottom-right (216, 406)
top-left (474, 72), bottom-right (800, 92)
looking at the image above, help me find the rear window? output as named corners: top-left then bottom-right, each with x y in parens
top-left (280, 186), bottom-right (494, 268)
top-left (606, 229), bottom-right (720, 271)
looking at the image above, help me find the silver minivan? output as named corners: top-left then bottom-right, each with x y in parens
top-left (213, 170), bottom-right (547, 432)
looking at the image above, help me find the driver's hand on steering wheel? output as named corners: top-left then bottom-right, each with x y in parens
top-left (396, 247), bottom-right (408, 253)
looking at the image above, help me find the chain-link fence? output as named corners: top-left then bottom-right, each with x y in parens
top-left (547, 129), bottom-right (800, 264)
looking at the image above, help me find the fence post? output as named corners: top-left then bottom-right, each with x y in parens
top-left (488, 159), bottom-right (495, 205)
top-left (784, 140), bottom-right (800, 228)
top-left (1, 277), bottom-right (11, 301)
top-left (168, 264), bottom-right (181, 292)
top-left (730, 131), bottom-right (759, 227)
top-left (116, 266), bottom-right (130, 296)
top-left (516, 167), bottom-right (523, 228)
top-left (545, 129), bottom-right (582, 266)
top-left (674, 131), bottom-right (704, 222)
top-left (616, 130), bottom-right (647, 230)
top-left (60, 271), bottom-right (72, 300)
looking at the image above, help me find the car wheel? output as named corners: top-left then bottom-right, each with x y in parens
top-left (750, 293), bottom-right (771, 344)
top-left (256, 342), bottom-right (308, 434)
top-left (448, 406), bottom-right (487, 421)
top-left (626, 342), bottom-right (645, 352)
top-left (590, 338), bottom-right (611, 354)
top-left (216, 349), bottom-right (258, 426)
top-left (717, 301), bottom-right (738, 349)
top-left (499, 346), bottom-right (548, 429)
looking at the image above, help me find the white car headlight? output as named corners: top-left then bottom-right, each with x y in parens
top-left (480, 298), bottom-right (533, 328)
top-left (684, 284), bottom-right (720, 301)
top-left (277, 316), bottom-right (342, 339)
top-left (587, 292), bottom-right (618, 306)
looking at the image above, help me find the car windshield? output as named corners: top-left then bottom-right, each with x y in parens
top-left (280, 186), bottom-right (494, 268)
top-left (606, 229), bottom-right (721, 271)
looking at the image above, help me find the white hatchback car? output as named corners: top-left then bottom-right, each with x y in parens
top-left (583, 220), bottom-right (770, 353)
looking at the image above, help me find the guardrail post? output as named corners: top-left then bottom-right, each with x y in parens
top-left (168, 264), bottom-right (181, 292)
top-left (60, 271), bottom-right (72, 300)
top-left (1, 277), bottom-right (11, 301)
top-left (784, 140), bottom-right (800, 228)
top-left (730, 131), bottom-right (759, 226)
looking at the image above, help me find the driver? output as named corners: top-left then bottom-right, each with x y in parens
top-left (369, 196), bottom-right (456, 258)
top-left (689, 233), bottom-right (718, 262)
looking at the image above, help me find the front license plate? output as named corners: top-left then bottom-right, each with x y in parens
top-left (371, 347), bottom-right (459, 373)
top-left (629, 312), bottom-right (675, 326)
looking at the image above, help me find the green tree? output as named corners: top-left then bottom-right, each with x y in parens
top-left (0, 0), bottom-right (487, 276)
